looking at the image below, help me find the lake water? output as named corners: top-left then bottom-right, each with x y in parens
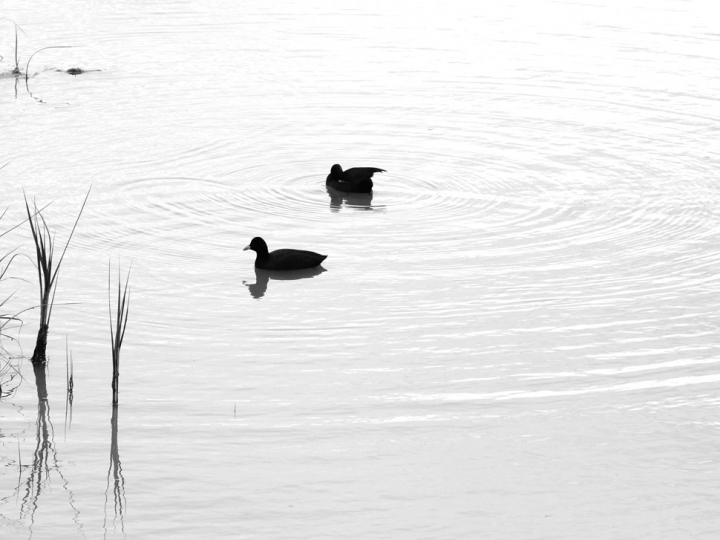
top-left (2, 0), bottom-right (720, 538)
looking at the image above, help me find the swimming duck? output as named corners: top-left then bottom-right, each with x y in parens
top-left (243, 237), bottom-right (327, 270)
top-left (326, 164), bottom-right (385, 193)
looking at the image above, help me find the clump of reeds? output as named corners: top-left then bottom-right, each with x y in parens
top-left (1, 179), bottom-right (24, 342)
top-left (0, 223), bottom-right (22, 341)
top-left (1, 197), bottom-right (29, 358)
top-left (24, 188), bottom-right (90, 365)
top-left (0, 169), bottom-right (26, 398)
top-left (1, 213), bottom-right (22, 400)
top-left (108, 263), bottom-right (130, 406)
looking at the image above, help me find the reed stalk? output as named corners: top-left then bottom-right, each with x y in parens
top-left (108, 263), bottom-right (130, 406)
top-left (1, 200), bottom-right (30, 400)
top-left (24, 187), bottom-right (90, 365)
top-left (0, 19), bottom-right (28, 74)
top-left (1, 202), bottom-right (26, 347)
top-left (14, 25), bottom-right (19, 73)
top-left (0, 246), bottom-right (21, 341)
top-left (2, 186), bottom-right (52, 344)
top-left (25, 46), bottom-right (73, 81)
top-left (1, 204), bottom-right (16, 338)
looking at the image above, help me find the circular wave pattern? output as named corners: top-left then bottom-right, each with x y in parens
top-left (88, 132), bottom-right (720, 288)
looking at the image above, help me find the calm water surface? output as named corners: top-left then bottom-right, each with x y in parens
top-left (1, 0), bottom-right (720, 538)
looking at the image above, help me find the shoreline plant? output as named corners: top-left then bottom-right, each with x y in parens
top-left (108, 263), bottom-right (130, 405)
top-left (24, 187), bottom-right (90, 365)
top-left (1, 200), bottom-right (30, 400)
top-left (1, 213), bottom-right (22, 342)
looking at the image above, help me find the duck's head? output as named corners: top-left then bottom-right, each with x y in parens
top-left (329, 164), bottom-right (344, 180)
top-left (244, 237), bottom-right (268, 254)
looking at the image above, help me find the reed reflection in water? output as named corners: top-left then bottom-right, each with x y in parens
top-left (0, 356), bottom-right (22, 400)
top-left (64, 340), bottom-right (74, 440)
top-left (103, 405), bottom-right (126, 538)
top-left (243, 267), bottom-right (327, 299)
top-left (18, 363), bottom-right (83, 534)
top-left (1, 362), bottom-right (126, 537)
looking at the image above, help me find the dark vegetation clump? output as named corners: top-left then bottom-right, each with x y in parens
top-left (24, 188), bottom-right (90, 365)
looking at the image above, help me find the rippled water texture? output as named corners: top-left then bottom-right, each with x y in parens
top-left (1, 0), bottom-right (720, 538)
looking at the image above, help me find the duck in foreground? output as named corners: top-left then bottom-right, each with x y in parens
top-left (243, 237), bottom-right (327, 271)
top-left (326, 164), bottom-right (385, 193)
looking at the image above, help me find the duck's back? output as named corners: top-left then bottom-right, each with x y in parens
top-left (260, 248), bottom-right (327, 271)
top-left (326, 167), bottom-right (385, 193)
top-left (342, 167), bottom-right (385, 181)
top-left (327, 178), bottom-right (373, 193)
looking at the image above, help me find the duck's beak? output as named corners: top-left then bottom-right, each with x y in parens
top-left (243, 245), bottom-right (251, 251)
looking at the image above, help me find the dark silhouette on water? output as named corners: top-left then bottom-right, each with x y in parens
top-left (326, 186), bottom-right (386, 213)
top-left (61, 67), bottom-right (101, 75)
top-left (326, 164), bottom-right (385, 193)
top-left (243, 237), bottom-right (327, 271)
top-left (243, 266), bottom-right (326, 299)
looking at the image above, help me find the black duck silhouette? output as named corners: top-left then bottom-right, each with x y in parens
top-left (243, 237), bottom-right (327, 271)
top-left (326, 164), bottom-right (385, 193)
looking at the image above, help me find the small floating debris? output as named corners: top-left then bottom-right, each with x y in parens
top-left (55, 67), bottom-right (101, 76)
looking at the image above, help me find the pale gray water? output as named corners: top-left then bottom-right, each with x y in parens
top-left (1, 0), bottom-right (720, 538)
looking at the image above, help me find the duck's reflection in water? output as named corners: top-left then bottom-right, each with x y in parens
top-left (244, 266), bottom-right (326, 299)
top-left (326, 186), bottom-right (383, 213)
